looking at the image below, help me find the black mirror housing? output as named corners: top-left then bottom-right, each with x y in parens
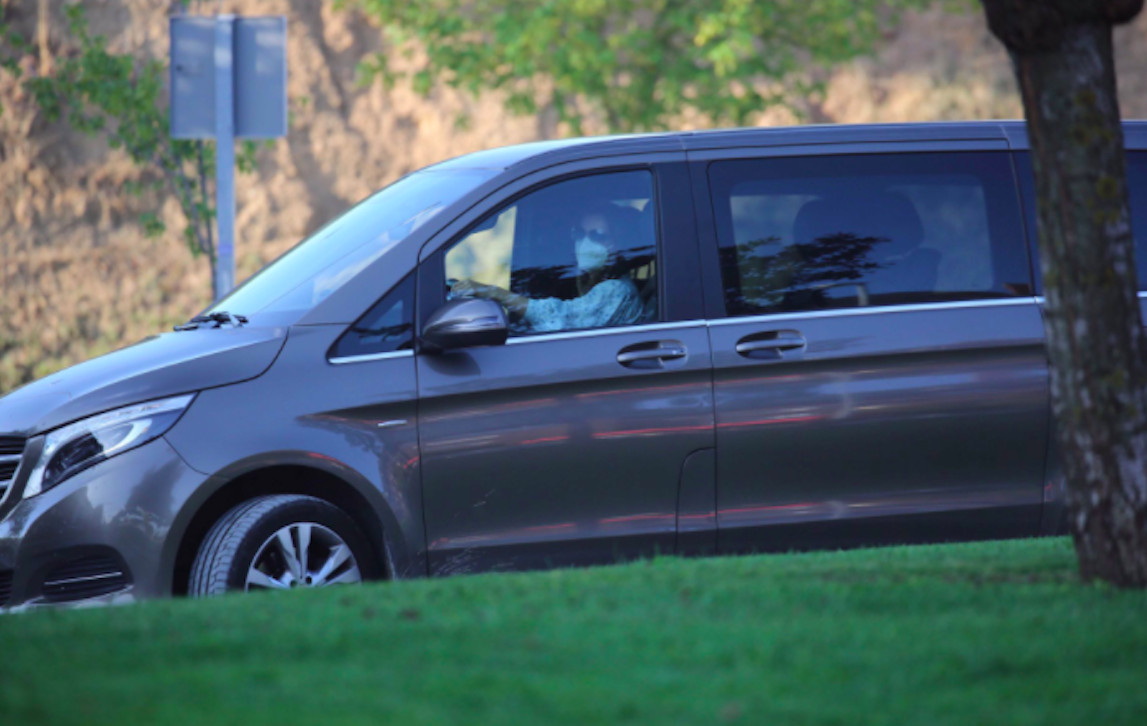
top-left (421, 298), bottom-right (509, 352)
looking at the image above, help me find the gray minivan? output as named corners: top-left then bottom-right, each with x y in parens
top-left (2, 121), bottom-right (1146, 610)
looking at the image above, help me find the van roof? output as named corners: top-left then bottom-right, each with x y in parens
top-left (430, 120), bottom-right (1147, 172)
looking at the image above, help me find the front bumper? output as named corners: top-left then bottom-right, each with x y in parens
top-left (0, 437), bottom-right (209, 611)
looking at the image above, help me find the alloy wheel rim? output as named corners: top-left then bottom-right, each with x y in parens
top-left (246, 522), bottom-right (362, 591)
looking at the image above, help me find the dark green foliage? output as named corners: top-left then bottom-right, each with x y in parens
top-left (0, 23), bottom-right (29, 78)
top-left (351, 0), bottom-right (938, 133)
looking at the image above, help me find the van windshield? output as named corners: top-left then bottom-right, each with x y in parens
top-left (209, 168), bottom-right (497, 318)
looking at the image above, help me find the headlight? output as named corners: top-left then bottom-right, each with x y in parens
top-left (23, 394), bottom-right (195, 499)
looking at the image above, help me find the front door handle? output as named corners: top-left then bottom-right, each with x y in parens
top-left (735, 330), bottom-right (806, 359)
top-left (617, 340), bottom-right (688, 369)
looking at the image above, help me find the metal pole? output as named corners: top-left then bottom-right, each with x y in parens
top-left (213, 15), bottom-right (236, 302)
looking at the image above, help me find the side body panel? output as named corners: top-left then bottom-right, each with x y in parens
top-left (165, 325), bottom-right (426, 577)
top-left (689, 142), bottom-right (1051, 551)
top-left (707, 303), bottom-right (1049, 550)
top-left (417, 324), bottom-right (715, 572)
top-left (415, 158), bottom-right (716, 573)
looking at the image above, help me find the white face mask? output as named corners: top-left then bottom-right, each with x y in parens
top-left (575, 237), bottom-right (610, 272)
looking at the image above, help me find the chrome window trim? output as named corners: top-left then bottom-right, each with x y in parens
top-left (329, 349), bottom-right (415, 365)
top-left (706, 297), bottom-right (1040, 328)
top-left (337, 298), bottom-right (1045, 356)
top-left (1039, 293), bottom-right (1147, 303)
top-left (505, 320), bottom-right (705, 346)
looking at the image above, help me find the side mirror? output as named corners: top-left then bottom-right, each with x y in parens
top-left (421, 298), bottom-right (509, 352)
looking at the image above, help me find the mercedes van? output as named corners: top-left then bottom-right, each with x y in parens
top-left (2, 121), bottom-right (1145, 609)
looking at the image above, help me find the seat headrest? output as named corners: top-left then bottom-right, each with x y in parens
top-left (792, 192), bottom-right (924, 257)
top-left (607, 203), bottom-right (656, 257)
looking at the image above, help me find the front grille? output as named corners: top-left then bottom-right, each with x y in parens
top-left (0, 436), bottom-right (26, 505)
top-left (41, 555), bottom-right (129, 603)
top-left (0, 569), bottom-right (12, 607)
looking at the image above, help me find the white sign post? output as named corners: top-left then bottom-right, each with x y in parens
top-left (170, 15), bottom-right (287, 301)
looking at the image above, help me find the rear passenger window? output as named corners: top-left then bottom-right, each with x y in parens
top-left (708, 153), bottom-right (1031, 317)
top-left (1132, 153), bottom-right (1147, 286)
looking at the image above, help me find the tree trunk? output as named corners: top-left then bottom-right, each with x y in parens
top-left (981, 0), bottom-right (1147, 585)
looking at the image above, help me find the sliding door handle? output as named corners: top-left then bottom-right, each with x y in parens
top-left (617, 341), bottom-right (688, 369)
top-left (735, 330), bottom-right (806, 359)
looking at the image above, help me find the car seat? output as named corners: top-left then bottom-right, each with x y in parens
top-left (610, 203), bottom-right (659, 322)
top-left (791, 191), bottom-right (939, 303)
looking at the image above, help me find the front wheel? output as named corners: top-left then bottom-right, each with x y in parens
top-left (189, 494), bottom-right (380, 596)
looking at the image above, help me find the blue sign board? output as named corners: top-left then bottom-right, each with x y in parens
top-left (170, 16), bottom-right (287, 139)
top-left (170, 15), bottom-right (287, 301)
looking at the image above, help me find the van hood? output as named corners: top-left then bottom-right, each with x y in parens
top-left (0, 325), bottom-right (288, 437)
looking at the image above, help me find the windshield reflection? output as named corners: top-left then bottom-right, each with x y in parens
top-left (210, 168), bottom-right (497, 318)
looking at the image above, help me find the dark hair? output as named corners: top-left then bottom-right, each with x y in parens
top-left (574, 202), bottom-right (622, 237)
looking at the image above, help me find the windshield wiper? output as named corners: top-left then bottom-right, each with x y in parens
top-left (174, 311), bottom-right (249, 331)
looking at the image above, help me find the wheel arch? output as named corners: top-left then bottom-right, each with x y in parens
top-left (169, 464), bottom-right (399, 596)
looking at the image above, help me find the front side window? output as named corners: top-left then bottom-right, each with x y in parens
top-left (709, 153), bottom-right (1031, 317)
top-left (444, 170), bottom-right (659, 336)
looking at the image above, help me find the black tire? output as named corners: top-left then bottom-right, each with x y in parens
top-left (188, 494), bottom-right (381, 596)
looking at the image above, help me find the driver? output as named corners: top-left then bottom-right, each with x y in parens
top-left (450, 203), bottom-right (644, 333)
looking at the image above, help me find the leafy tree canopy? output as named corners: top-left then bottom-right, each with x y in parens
top-left (351, 0), bottom-right (940, 133)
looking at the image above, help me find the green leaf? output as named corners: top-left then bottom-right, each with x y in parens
top-left (346, 0), bottom-right (937, 133)
top-left (140, 212), bottom-right (165, 238)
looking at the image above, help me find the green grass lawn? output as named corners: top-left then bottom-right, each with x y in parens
top-left (1, 537), bottom-right (1145, 725)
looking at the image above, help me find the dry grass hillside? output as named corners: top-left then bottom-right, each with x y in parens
top-left (1, 1), bottom-right (1146, 394)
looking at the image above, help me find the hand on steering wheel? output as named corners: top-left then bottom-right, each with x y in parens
top-left (449, 279), bottom-right (482, 298)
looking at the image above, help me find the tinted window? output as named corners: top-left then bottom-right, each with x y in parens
top-left (1131, 152), bottom-right (1147, 287)
top-left (1016, 151), bottom-right (1147, 292)
top-left (444, 170), bottom-right (659, 336)
top-left (329, 273), bottom-right (415, 359)
top-left (709, 153), bottom-right (1031, 317)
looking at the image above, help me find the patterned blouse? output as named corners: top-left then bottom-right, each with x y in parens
top-left (522, 278), bottom-right (644, 333)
